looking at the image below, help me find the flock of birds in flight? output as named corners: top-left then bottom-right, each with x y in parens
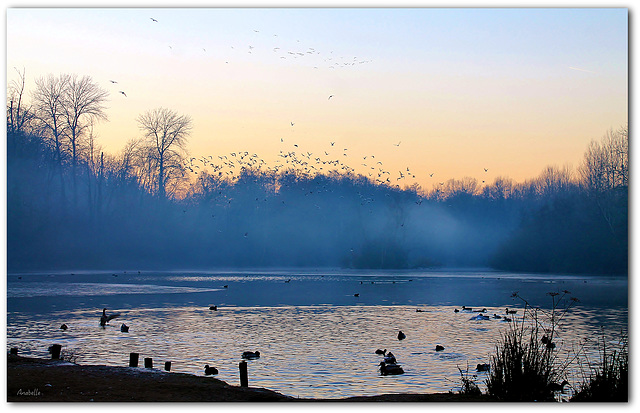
top-left (107, 15), bottom-right (491, 198)
top-left (143, 15), bottom-right (374, 69)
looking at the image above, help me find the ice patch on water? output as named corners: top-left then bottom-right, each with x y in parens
top-left (7, 282), bottom-right (221, 298)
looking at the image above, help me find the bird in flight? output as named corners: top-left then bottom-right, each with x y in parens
top-left (429, 173), bottom-right (434, 177)
top-left (394, 141), bottom-right (401, 146)
top-left (330, 142), bottom-right (335, 146)
top-left (484, 168), bottom-right (488, 172)
top-left (328, 95), bottom-right (334, 100)
top-left (291, 122), bottom-right (295, 126)
top-left (150, 17), bottom-right (158, 22)
top-left (109, 80), bottom-right (117, 83)
top-left (119, 91), bottom-right (127, 97)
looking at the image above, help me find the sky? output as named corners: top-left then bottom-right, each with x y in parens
top-left (5, 5), bottom-right (628, 191)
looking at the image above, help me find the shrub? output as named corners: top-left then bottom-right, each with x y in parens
top-left (571, 332), bottom-right (628, 402)
top-left (486, 291), bottom-right (578, 401)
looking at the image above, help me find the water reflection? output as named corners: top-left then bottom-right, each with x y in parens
top-left (6, 270), bottom-right (628, 399)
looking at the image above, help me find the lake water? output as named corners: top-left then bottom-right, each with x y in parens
top-left (6, 269), bottom-right (628, 399)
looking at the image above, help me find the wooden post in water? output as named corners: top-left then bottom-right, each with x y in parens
top-left (239, 361), bottom-right (248, 387)
top-left (129, 352), bottom-right (139, 367)
top-left (9, 347), bottom-right (18, 355)
top-left (164, 361), bottom-right (172, 371)
top-left (144, 357), bottom-right (153, 368)
top-left (49, 344), bottom-right (62, 359)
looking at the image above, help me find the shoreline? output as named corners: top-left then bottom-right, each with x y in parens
top-left (6, 355), bottom-right (496, 402)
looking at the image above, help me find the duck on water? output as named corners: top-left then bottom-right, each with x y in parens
top-left (379, 362), bottom-right (404, 375)
top-left (99, 308), bottom-right (120, 327)
top-left (242, 351), bottom-right (260, 360)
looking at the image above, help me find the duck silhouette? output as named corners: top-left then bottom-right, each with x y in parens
top-left (60, 324), bottom-right (68, 330)
top-left (397, 331), bottom-right (406, 340)
top-left (99, 308), bottom-right (120, 326)
top-left (548, 380), bottom-right (569, 392)
top-left (120, 323), bottom-right (129, 332)
top-left (375, 349), bottom-right (386, 355)
top-left (204, 364), bottom-right (219, 375)
top-left (383, 353), bottom-right (397, 364)
top-left (379, 361), bottom-right (404, 375)
top-left (476, 363), bottom-right (490, 372)
top-left (209, 305), bottom-right (217, 311)
top-left (435, 345), bottom-right (445, 352)
top-left (241, 351), bottom-right (260, 360)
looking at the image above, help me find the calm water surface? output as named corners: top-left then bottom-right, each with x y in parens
top-left (6, 269), bottom-right (628, 399)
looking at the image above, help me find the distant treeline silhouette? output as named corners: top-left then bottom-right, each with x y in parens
top-left (6, 71), bottom-right (627, 274)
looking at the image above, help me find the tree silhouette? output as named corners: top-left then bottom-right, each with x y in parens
top-left (61, 74), bottom-right (109, 172)
top-left (137, 107), bottom-right (192, 199)
top-left (32, 74), bottom-right (68, 166)
top-left (7, 67), bottom-right (34, 137)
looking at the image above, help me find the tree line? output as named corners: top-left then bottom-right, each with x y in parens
top-left (6, 70), bottom-right (628, 274)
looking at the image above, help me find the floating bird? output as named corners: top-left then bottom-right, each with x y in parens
top-left (60, 324), bottom-right (68, 330)
top-left (99, 308), bottom-right (120, 326)
top-left (120, 323), bottom-right (129, 332)
top-left (505, 308), bottom-right (517, 314)
top-left (375, 349), bottom-right (387, 356)
top-left (354, 293), bottom-right (359, 297)
top-left (204, 364), bottom-right (219, 375)
top-left (493, 314), bottom-right (502, 319)
top-left (223, 285), bottom-right (228, 288)
top-left (383, 352), bottom-right (397, 364)
top-left (119, 91), bottom-right (127, 97)
top-left (454, 308), bottom-right (459, 313)
top-left (461, 306), bottom-right (472, 311)
top-left (379, 362), bottom-right (404, 375)
top-left (435, 345), bottom-right (445, 352)
top-left (476, 363), bottom-right (490, 372)
top-left (548, 380), bottom-right (569, 392)
top-left (209, 305), bottom-right (217, 311)
top-left (469, 314), bottom-right (490, 321)
top-left (397, 331), bottom-right (406, 340)
top-left (241, 351), bottom-right (260, 360)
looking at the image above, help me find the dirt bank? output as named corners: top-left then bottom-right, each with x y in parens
top-left (6, 355), bottom-right (496, 402)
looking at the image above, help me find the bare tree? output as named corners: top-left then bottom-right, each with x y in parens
top-left (7, 67), bottom-right (34, 136)
top-left (579, 125), bottom-right (628, 235)
top-left (60, 74), bottom-right (109, 171)
top-left (137, 107), bottom-right (192, 199)
top-left (580, 125), bottom-right (628, 193)
top-left (32, 74), bottom-right (70, 166)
